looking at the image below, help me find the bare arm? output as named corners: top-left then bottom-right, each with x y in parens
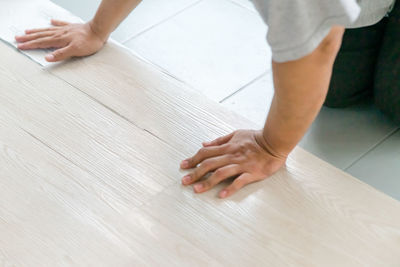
top-left (89, 0), bottom-right (142, 41)
top-left (15, 0), bottom-right (142, 62)
top-left (260, 26), bottom-right (345, 158)
top-left (181, 27), bottom-right (344, 198)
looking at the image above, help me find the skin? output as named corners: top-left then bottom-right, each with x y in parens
top-left (181, 27), bottom-right (344, 198)
top-left (15, 0), bottom-right (142, 61)
top-left (15, 0), bottom-right (344, 198)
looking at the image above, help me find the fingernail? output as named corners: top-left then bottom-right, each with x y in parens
top-left (182, 175), bottom-right (191, 185)
top-left (219, 190), bottom-right (228, 198)
top-left (17, 44), bottom-right (23, 49)
top-left (180, 160), bottom-right (189, 168)
top-left (194, 183), bottom-right (203, 192)
top-left (45, 54), bottom-right (54, 61)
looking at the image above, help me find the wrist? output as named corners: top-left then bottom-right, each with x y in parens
top-left (254, 129), bottom-right (289, 160)
top-left (88, 19), bottom-right (110, 43)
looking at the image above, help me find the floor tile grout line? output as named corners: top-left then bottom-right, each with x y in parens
top-left (344, 127), bottom-right (400, 171)
top-left (219, 70), bottom-right (270, 103)
top-left (227, 0), bottom-right (257, 12)
top-left (121, 0), bottom-right (203, 44)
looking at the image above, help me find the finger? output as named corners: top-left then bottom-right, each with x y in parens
top-left (180, 144), bottom-right (230, 169)
top-left (193, 164), bottom-right (241, 193)
top-left (182, 155), bottom-right (234, 185)
top-left (15, 31), bottom-right (54, 43)
top-left (45, 46), bottom-right (74, 62)
top-left (202, 132), bottom-right (234, 147)
top-left (219, 173), bottom-right (254, 198)
top-left (25, 27), bottom-right (58, 34)
top-left (51, 19), bottom-right (69, 26)
top-left (17, 36), bottom-right (64, 50)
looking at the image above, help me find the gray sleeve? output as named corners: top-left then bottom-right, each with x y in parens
top-left (252, 0), bottom-right (361, 62)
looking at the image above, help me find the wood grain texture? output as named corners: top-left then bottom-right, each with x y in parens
top-left (0, 43), bottom-right (184, 209)
top-left (0, 41), bottom-right (400, 266)
top-left (0, 118), bottom-right (219, 267)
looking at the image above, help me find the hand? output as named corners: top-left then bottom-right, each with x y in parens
top-left (15, 19), bottom-right (107, 62)
top-left (180, 129), bottom-right (287, 198)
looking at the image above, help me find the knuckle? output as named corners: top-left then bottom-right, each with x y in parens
top-left (198, 148), bottom-right (207, 156)
top-left (234, 178), bottom-right (245, 188)
top-left (193, 169), bottom-right (204, 180)
top-left (220, 143), bottom-right (229, 151)
top-left (191, 169), bottom-right (200, 180)
top-left (186, 157), bottom-right (195, 165)
top-left (226, 153), bottom-right (237, 163)
top-left (233, 152), bottom-right (245, 161)
top-left (200, 160), bottom-right (211, 169)
top-left (229, 182), bottom-right (240, 192)
top-left (231, 144), bottom-right (240, 151)
top-left (214, 168), bottom-right (225, 178)
top-left (202, 180), bottom-right (211, 188)
top-left (226, 143), bottom-right (235, 151)
top-left (193, 168), bottom-right (204, 178)
top-left (70, 42), bottom-right (81, 50)
top-left (54, 50), bottom-right (64, 56)
top-left (70, 43), bottom-right (78, 50)
top-left (238, 144), bottom-right (248, 153)
top-left (54, 33), bottom-right (63, 39)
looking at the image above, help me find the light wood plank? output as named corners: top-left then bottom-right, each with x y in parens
top-left (0, 118), bottom-right (220, 266)
top-left (0, 42), bottom-right (183, 208)
top-left (1, 38), bottom-right (400, 266)
top-left (49, 42), bottom-right (253, 157)
top-left (48, 41), bottom-right (400, 265)
top-left (138, 149), bottom-right (400, 266)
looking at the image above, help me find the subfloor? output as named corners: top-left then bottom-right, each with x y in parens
top-left (52, 0), bottom-right (400, 200)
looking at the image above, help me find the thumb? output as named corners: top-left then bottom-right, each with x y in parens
top-left (45, 46), bottom-right (73, 62)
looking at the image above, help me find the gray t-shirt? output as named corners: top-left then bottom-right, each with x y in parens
top-left (252, 0), bottom-right (396, 62)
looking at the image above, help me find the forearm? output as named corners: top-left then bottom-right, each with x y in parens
top-left (260, 26), bottom-right (345, 158)
top-left (89, 0), bottom-right (143, 41)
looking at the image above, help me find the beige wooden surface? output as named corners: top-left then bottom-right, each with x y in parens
top-left (0, 41), bottom-right (400, 267)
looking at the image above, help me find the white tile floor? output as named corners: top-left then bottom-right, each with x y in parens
top-left (52, 0), bottom-right (400, 200)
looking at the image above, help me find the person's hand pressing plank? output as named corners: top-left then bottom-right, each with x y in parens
top-left (181, 26), bottom-right (345, 198)
top-left (14, 0), bottom-right (143, 62)
top-left (15, 20), bottom-right (106, 62)
top-left (181, 130), bottom-right (286, 198)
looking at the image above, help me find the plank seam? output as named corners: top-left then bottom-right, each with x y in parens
top-left (47, 70), bottom-right (184, 156)
top-left (19, 126), bottom-right (100, 180)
